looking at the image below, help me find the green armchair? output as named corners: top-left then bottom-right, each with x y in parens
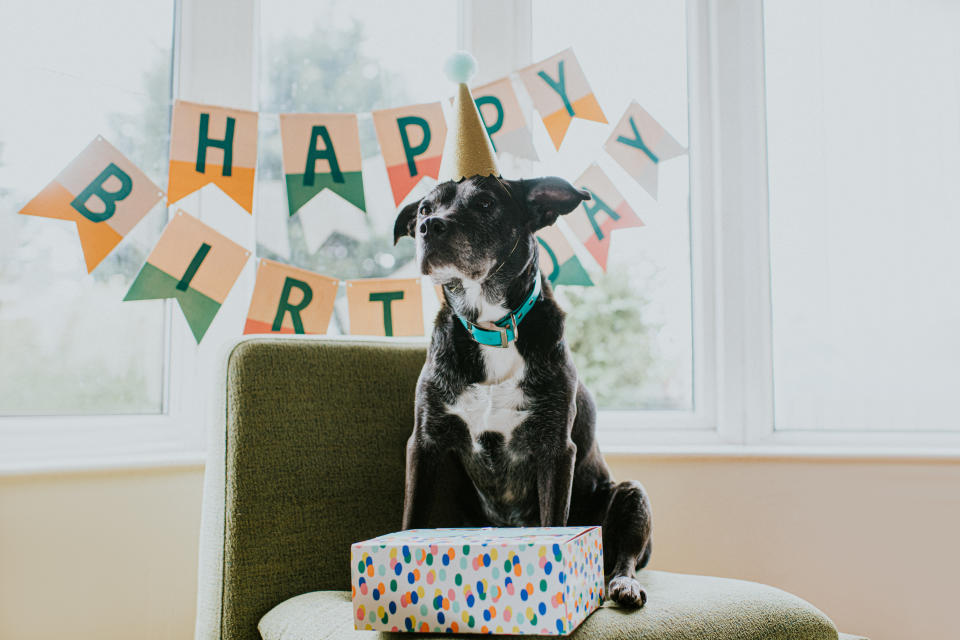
top-left (194, 336), bottom-right (866, 640)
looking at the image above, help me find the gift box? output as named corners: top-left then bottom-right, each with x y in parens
top-left (351, 526), bottom-right (604, 635)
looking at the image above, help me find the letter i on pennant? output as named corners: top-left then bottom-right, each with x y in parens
top-left (346, 278), bottom-right (424, 337)
top-left (517, 48), bottom-right (607, 150)
top-left (279, 113), bottom-right (366, 217)
top-left (244, 258), bottom-right (339, 334)
top-left (124, 211), bottom-right (250, 343)
top-left (167, 100), bottom-right (259, 213)
top-left (18, 136), bottom-right (164, 272)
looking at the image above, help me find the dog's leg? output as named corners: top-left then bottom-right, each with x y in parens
top-left (401, 432), bottom-right (442, 530)
top-left (536, 442), bottom-right (577, 527)
top-left (602, 480), bottom-right (653, 608)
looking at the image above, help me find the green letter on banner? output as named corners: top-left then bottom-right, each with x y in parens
top-left (69, 162), bottom-right (133, 223)
top-left (196, 113), bottom-right (235, 176)
top-left (304, 125), bottom-right (344, 186)
top-left (397, 116), bottom-right (431, 177)
top-left (616, 117), bottom-right (659, 164)
top-left (581, 191), bottom-right (620, 241)
top-left (536, 237), bottom-right (560, 283)
top-left (475, 96), bottom-right (504, 151)
top-left (537, 60), bottom-right (574, 117)
top-left (369, 290), bottom-right (404, 337)
top-left (273, 277), bottom-right (314, 333)
top-left (176, 243), bottom-right (211, 291)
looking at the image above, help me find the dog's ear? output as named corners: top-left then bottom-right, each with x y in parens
top-left (512, 176), bottom-right (591, 231)
top-left (393, 199), bottom-right (421, 245)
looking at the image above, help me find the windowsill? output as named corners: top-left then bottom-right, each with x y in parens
top-left (599, 443), bottom-right (960, 461)
top-left (4, 440), bottom-right (959, 478)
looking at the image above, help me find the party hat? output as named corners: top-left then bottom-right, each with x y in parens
top-left (437, 51), bottom-right (501, 183)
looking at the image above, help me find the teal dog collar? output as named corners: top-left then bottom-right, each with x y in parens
top-left (455, 269), bottom-right (542, 348)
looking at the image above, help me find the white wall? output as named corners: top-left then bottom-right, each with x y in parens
top-left (0, 456), bottom-right (956, 640)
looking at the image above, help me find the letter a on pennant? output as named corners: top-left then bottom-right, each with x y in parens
top-left (124, 211), bottom-right (250, 343)
top-left (565, 164), bottom-right (644, 271)
top-left (244, 258), bottom-right (339, 335)
top-left (604, 101), bottom-right (687, 200)
top-left (517, 48), bottom-right (607, 150)
top-left (346, 278), bottom-right (424, 337)
top-left (372, 102), bottom-right (447, 205)
top-left (167, 100), bottom-right (258, 213)
top-left (18, 136), bottom-right (164, 272)
top-left (278, 113), bottom-right (366, 217)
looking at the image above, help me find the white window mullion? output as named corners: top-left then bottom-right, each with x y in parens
top-left (709, 0), bottom-right (774, 445)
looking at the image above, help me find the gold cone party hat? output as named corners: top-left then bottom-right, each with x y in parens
top-left (437, 51), bottom-right (501, 183)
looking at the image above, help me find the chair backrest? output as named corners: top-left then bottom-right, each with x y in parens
top-left (217, 337), bottom-right (427, 640)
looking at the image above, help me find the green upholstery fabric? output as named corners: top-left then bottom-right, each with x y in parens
top-left (217, 338), bottom-right (430, 640)
top-left (195, 336), bottom-right (865, 640)
top-left (258, 570), bottom-right (838, 640)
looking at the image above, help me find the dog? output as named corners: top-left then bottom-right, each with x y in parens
top-left (393, 174), bottom-right (653, 607)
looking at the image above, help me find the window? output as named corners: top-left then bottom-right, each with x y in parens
top-left (3, 0), bottom-right (957, 472)
top-left (0, 0), bottom-right (174, 416)
top-left (764, 1), bottom-right (960, 434)
top-left (257, 0), bottom-right (698, 418)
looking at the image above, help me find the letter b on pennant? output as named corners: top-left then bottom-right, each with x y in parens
top-left (69, 162), bottom-right (133, 223)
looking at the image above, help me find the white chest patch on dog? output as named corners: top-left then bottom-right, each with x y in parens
top-left (446, 345), bottom-right (528, 443)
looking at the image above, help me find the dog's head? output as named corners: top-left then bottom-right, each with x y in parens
top-left (393, 175), bottom-right (590, 287)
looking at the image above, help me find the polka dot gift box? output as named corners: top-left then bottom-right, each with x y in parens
top-left (350, 526), bottom-right (604, 635)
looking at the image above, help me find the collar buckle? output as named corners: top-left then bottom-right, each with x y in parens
top-left (491, 314), bottom-right (519, 348)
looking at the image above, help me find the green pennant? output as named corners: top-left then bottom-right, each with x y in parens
top-left (124, 262), bottom-right (222, 342)
top-left (284, 170), bottom-right (365, 216)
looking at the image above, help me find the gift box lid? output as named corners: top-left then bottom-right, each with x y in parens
top-left (355, 526), bottom-right (599, 548)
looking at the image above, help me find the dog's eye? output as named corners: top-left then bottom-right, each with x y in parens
top-left (474, 196), bottom-right (493, 210)
top-left (419, 203), bottom-right (432, 216)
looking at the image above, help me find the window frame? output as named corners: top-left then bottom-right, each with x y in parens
top-left (3, 0), bottom-right (958, 475)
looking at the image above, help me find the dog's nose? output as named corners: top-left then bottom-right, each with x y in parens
top-left (419, 217), bottom-right (447, 237)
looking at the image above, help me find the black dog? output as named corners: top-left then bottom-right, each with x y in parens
top-left (393, 174), bottom-right (653, 607)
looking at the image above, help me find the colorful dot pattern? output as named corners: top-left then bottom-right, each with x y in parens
top-left (351, 527), bottom-right (603, 635)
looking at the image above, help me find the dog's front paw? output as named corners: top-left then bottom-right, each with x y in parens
top-left (607, 576), bottom-right (647, 608)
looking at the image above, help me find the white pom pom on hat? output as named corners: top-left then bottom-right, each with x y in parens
top-left (437, 51), bottom-right (500, 183)
top-left (443, 51), bottom-right (478, 84)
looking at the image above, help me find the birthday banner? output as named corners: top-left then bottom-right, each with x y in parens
top-left (18, 136), bottom-right (164, 272)
top-left (124, 211), bottom-right (250, 342)
top-left (568, 164), bottom-right (644, 271)
top-left (346, 278), bottom-right (424, 337)
top-left (372, 102), bottom-right (447, 205)
top-left (168, 100), bottom-right (259, 213)
top-left (604, 101), bottom-right (687, 199)
top-left (536, 224), bottom-right (594, 287)
top-left (279, 112), bottom-right (366, 216)
top-left (18, 48), bottom-right (690, 343)
top-left (471, 77), bottom-right (539, 161)
top-left (517, 48), bottom-right (607, 150)
top-left (244, 258), bottom-right (339, 335)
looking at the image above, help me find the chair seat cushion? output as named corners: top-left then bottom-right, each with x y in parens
top-left (259, 569), bottom-right (849, 640)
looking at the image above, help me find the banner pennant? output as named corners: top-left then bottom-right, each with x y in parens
top-left (566, 164), bottom-right (644, 270)
top-left (372, 102), bottom-right (447, 205)
top-left (18, 136), bottom-right (164, 272)
top-left (279, 113), bottom-right (365, 216)
top-left (536, 224), bottom-right (594, 287)
top-left (346, 277), bottom-right (424, 337)
top-left (168, 100), bottom-right (258, 213)
top-left (469, 77), bottom-right (539, 161)
top-left (244, 258), bottom-right (339, 335)
top-left (517, 48), bottom-right (607, 150)
top-left (124, 210), bottom-right (250, 342)
top-left (604, 101), bottom-right (686, 200)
